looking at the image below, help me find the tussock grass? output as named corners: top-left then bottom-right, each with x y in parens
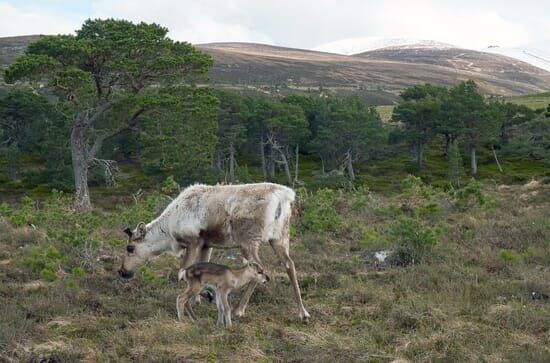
top-left (1, 182), bottom-right (549, 362)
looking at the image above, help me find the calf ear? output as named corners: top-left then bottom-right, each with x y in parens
top-left (137, 222), bottom-right (147, 237)
top-left (249, 261), bottom-right (261, 271)
top-left (123, 227), bottom-right (133, 238)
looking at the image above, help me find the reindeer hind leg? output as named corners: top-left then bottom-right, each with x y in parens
top-left (270, 238), bottom-right (310, 322)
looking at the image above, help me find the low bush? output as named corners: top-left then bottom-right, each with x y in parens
top-left (21, 245), bottom-right (66, 281)
top-left (387, 216), bottom-right (438, 265)
top-left (298, 188), bottom-right (343, 233)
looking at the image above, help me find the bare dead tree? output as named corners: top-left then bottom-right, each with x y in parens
top-left (267, 134), bottom-right (292, 185)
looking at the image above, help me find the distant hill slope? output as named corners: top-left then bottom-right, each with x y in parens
top-left (0, 35), bottom-right (40, 69)
top-left (1, 36), bottom-right (549, 103)
top-left (355, 45), bottom-right (550, 95)
top-left (196, 42), bottom-right (550, 98)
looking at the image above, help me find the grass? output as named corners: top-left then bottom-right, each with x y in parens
top-left (1, 180), bottom-right (549, 362)
top-left (507, 91), bottom-right (550, 110)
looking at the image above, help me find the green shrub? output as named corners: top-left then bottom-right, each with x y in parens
top-left (399, 175), bottom-right (444, 220)
top-left (299, 188), bottom-right (343, 233)
top-left (71, 266), bottom-right (86, 277)
top-left (21, 245), bottom-right (66, 281)
top-left (160, 175), bottom-right (181, 196)
top-left (449, 180), bottom-right (486, 211)
top-left (349, 185), bottom-right (377, 211)
top-left (499, 250), bottom-right (520, 263)
top-left (388, 216), bottom-right (437, 265)
top-left (357, 229), bottom-right (386, 249)
top-left (309, 169), bottom-right (353, 190)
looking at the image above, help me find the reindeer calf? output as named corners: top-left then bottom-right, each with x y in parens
top-left (177, 261), bottom-right (269, 327)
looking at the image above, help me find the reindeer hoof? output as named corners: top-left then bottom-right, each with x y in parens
top-left (300, 311), bottom-right (311, 323)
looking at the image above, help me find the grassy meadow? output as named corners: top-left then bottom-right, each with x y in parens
top-left (506, 91), bottom-right (550, 110)
top-left (1, 177), bottom-right (549, 362)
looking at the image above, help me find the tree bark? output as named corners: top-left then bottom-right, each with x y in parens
top-left (69, 101), bottom-right (114, 211)
top-left (279, 151), bottom-right (292, 186)
top-left (229, 142), bottom-right (235, 183)
top-left (470, 146), bottom-right (477, 176)
top-left (346, 150), bottom-right (355, 181)
top-left (260, 134), bottom-right (267, 181)
top-left (268, 144), bottom-right (275, 181)
top-left (491, 145), bottom-right (503, 173)
top-left (416, 142), bottom-right (425, 169)
top-left (293, 144), bottom-right (299, 187)
top-left (71, 121), bottom-right (92, 212)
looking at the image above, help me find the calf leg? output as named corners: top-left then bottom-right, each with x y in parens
top-left (270, 238), bottom-right (310, 322)
top-left (177, 286), bottom-right (199, 321)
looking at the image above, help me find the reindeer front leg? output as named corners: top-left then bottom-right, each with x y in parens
top-left (180, 239), bottom-right (203, 269)
top-left (180, 239), bottom-right (206, 304)
top-left (233, 241), bottom-right (263, 318)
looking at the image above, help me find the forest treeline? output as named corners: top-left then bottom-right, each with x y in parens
top-left (0, 19), bottom-right (549, 210)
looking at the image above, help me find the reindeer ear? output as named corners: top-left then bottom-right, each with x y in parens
top-left (242, 258), bottom-right (249, 265)
top-left (137, 222), bottom-right (147, 237)
top-left (123, 227), bottom-right (133, 238)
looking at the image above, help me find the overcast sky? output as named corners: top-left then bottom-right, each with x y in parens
top-left (1, 0), bottom-right (549, 51)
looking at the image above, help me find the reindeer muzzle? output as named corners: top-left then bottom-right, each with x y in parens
top-left (118, 267), bottom-right (134, 279)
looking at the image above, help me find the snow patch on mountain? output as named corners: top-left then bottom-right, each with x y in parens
top-left (482, 41), bottom-right (550, 72)
top-left (313, 37), bottom-right (456, 55)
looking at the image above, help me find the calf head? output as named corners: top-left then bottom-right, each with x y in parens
top-left (247, 261), bottom-right (270, 284)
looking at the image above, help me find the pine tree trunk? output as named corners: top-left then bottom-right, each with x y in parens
top-left (229, 143), bottom-right (235, 183)
top-left (470, 146), bottom-right (477, 176)
top-left (260, 134), bottom-right (267, 181)
top-left (268, 145), bottom-right (275, 181)
top-left (293, 144), bottom-right (299, 186)
top-left (214, 152), bottom-right (222, 175)
top-left (445, 134), bottom-right (451, 155)
top-left (71, 123), bottom-right (92, 212)
top-left (491, 145), bottom-right (503, 173)
top-left (346, 150), bottom-right (355, 181)
top-left (280, 152), bottom-right (292, 186)
top-left (416, 142), bottom-right (424, 169)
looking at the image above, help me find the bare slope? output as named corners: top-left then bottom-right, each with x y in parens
top-left (197, 42), bottom-right (550, 97)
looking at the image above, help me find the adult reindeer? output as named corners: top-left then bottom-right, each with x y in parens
top-left (118, 182), bottom-right (310, 322)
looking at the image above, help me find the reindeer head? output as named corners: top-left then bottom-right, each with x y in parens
top-left (118, 222), bottom-right (148, 279)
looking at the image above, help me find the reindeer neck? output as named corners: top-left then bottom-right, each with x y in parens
top-left (141, 218), bottom-right (171, 256)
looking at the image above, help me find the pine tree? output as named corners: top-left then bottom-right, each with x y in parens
top-left (448, 139), bottom-right (464, 188)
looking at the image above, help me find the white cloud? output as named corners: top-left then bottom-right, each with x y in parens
top-left (91, 0), bottom-right (273, 44)
top-left (0, 0), bottom-right (546, 54)
top-left (0, 1), bottom-right (81, 37)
